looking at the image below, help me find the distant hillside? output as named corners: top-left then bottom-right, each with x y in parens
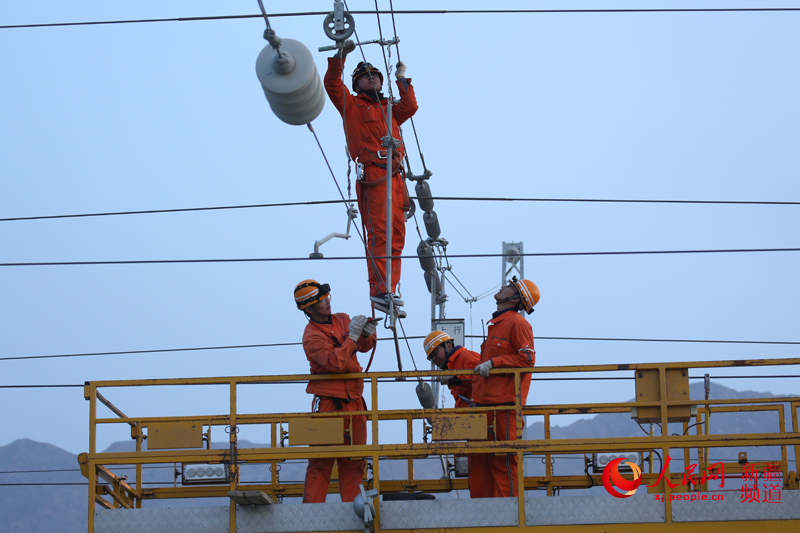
top-left (524, 381), bottom-right (792, 490)
top-left (0, 439), bottom-right (86, 533)
top-left (1, 382), bottom-right (795, 531)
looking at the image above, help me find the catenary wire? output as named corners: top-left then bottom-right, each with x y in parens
top-left (0, 342), bottom-right (301, 361)
top-left (3, 336), bottom-right (799, 363)
top-left (6, 374), bottom-right (800, 389)
top-left (2, 197), bottom-right (797, 222)
top-left (3, 7), bottom-right (800, 30)
top-left (2, 248), bottom-right (798, 268)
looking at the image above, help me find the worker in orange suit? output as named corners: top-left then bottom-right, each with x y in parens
top-left (423, 330), bottom-right (480, 408)
top-left (324, 40), bottom-right (418, 316)
top-left (294, 279), bottom-right (377, 503)
top-left (470, 276), bottom-right (539, 498)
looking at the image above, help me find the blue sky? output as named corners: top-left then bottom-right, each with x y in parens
top-left (1, 1), bottom-right (798, 455)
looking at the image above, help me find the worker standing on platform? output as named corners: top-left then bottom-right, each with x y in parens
top-left (324, 40), bottom-right (418, 316)
top-left (423, 330), bottom-right (480, 408)
top-left (470, 277), bottom-right (539, 498)
top-left (294, 279), bottom-right (378, 503)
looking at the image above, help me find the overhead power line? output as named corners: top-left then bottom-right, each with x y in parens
top-left (2, 197), bottom-right (797, 222)
top-left (0, 200), bottom-right (343, 222)
top-left (0, 384), bottom-right (81, 388)
top-left (531, 336), bottom-right (800, 346)
top-left (3, 336), bottom-right (799, 363)
top-left (0, 343), bottom-right (300, 361)
top-left (3, 7), bottom-right (800, 30)
top-left (4, 374), bottom-right (800, 389)
top-left (1, 248), bottom-right (798, 268)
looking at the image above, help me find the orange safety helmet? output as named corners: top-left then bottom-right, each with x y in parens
top-left (423, 330), bottom-right (453, 357)
top-left (509, 276), bottom-right (540, 315)
top-left (294, 279), bottom-right (331, 310)
top-left (351, 61), bottom-right (383, 91)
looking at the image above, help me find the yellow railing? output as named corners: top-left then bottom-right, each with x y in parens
top-left (79, 357), bottom-right (800, 530)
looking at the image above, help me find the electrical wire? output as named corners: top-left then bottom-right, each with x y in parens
top-left (3, 335), bottom-right (798, 364)
top-left (3, 336), bottom-right (799, 362)
top-left (0, 199), bottom-right (343, 222)
top-left (2, 247), bottom-right (798, 268)
top-left (3, 7), bottom-right (800, 30)
top-left (0, 465), bottom-right (172, 475)
top-left (2, 197), bottom-right (796, 223)
top-left (528, 336), bottom-right (800, 346)
top-left (0, 384), bottom-right (82, 388)
top-left (0, 342), bottom-right (301, 361)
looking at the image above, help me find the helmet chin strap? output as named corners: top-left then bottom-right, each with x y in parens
top-left (497, 275), bottom-right (520, 306)
top-left (496, 295), bottom-right (520, 306)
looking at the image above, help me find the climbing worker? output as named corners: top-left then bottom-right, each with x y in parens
top-left (294, 279), bottom-right (378, 503)
top-left (423, 330), bottom-right (480, 408)
top-left (469, 276), bottom-right (539, 499)
top-left (324, 39), bottom-right (419, 316)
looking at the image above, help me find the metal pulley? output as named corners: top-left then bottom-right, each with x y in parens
top-left (423, 210), bottom-right (441, 240)
top-left (417, 240), bottom-right (435, 272)
top-left (255, 36), bottom-right (325, 125)
top-left (323, 1), bottom-right (355, 41)
top-left (414, 180), bottom-right (434, 212)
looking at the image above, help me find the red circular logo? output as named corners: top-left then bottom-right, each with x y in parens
top-left (602, 457), bottom-right (643, 498)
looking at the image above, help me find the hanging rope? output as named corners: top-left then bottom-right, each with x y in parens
top-left (306, 124), bottom-right (365, 245)
top-left (256, 0), bottom-right (273, 31)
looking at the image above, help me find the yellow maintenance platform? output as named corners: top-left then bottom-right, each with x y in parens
top-left (79, 357), bottom-right (800, 532)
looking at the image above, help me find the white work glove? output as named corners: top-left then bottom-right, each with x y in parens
top-left (438, 375), bottom-right (454, 385)
top-left (337, 39), bottom-right (355, 58)
top-left (475, 360), bottom-right (494, 377)
top-left (348, 315), bottom-right (368, 342)
top-left (395, 60), bottom-right (406, 79)
top-left (361, 319), bottom-right (377, 337)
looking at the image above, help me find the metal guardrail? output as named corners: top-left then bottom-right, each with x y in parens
top-left (79, 358), bottom-right (800, 531)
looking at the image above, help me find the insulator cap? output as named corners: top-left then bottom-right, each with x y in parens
top-left (415, 180), bottom-right (434, 212)
top-left (416, 380), bottom-right (436, 409)
top-left (423, 211), bottom-right (441, 240)
top-left (417, 241), bottom-right (435, 272)
top-left (256, 38), bottom-right (325, 125)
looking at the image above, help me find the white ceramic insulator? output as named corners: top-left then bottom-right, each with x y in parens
top-left (255, 38), bottom-right (325, 125)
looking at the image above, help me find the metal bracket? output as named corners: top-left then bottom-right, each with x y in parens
top-left (381, 135), bottom-right (402, 149)
top-left (319, 37), bottom-right (400, 53)
top-left (310, 204), bottom-right (358, 258)
top-left (405, 169), bottom-right (433, 182)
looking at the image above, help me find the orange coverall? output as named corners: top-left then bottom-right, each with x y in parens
top-left (302, 312), bottom-right (377, 503)
top-left (324, 57), bottom-right (419, 297)
top-left (470, 309), bottom-right (536, 498)
top-left (441, 346), bottom-right (480, 408)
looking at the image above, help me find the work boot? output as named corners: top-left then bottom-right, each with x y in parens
top-left (370, 293), bottom-right (404, 307)
top-left (371, 300), bottom-right (407, 319)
